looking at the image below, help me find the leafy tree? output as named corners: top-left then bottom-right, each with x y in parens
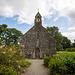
top-left (0, 39), bottom-right (2, 45)
top-left (62, 36), bottom-right (71, 49)
top-left (0, 24), bottom-right (23, 46)
top-left (1, 24), bottom-right (7, 29)
top-left (46, 26), bottom-right (63, 50)
top-left (0, 24), bottom-right (7, 37)
top-left (72, 43), bottom-right (75, 47)
top-left (46, 26), bottom-right (71, 50)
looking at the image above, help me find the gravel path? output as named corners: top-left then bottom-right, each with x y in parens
top-left (20, 59), bottom-right (50, 75)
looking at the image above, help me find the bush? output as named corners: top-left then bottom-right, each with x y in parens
top-left (0, 45), bottom-right (24, 75)
top-left (48, 57), bottom-right (67, 75)
top-left (64, 54), bottom-right (75, 74)
top-left (48, 54), bottom-right (67, 75)
top-left (44, 52), bottom-right (75, 75)
top-left (44, 56), bottom-right (51, 67)
top-left (66, 47), bottom-right (75, 52)
top-left (19, 59), bottom-right (31, 67)
top-left (0, 65), bottom-right (18, 75)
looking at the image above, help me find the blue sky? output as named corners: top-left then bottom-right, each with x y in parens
top-left (0, 0), bottom-right (75, 43)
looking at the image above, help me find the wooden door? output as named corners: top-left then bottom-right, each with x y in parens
top-left (35, 48), bottom-right (40, 58)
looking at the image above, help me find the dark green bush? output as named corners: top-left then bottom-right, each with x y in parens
top-left (48, 55), bottom-right (67, 75)
top-left (66, 47), bottom-right (75, 52)
top-left (64, 54), bottom-right (75, 74)
top-left (44, 52), bottom-right (75, 75)
top-left (44, 56), bottom-right (51, 67)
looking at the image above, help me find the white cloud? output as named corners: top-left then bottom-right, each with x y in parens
top-left (53, 17), bottom-right (58, 22)
top-left (0, 0), bottom-right (75, 43)
top-left (67, 26), bottom-right (75, 31)
top-left (62, 32), bottom-right (75, 43)
top-left (0, 0), bottom-right (75, 24)
top-left (0, 0), bottom-right (54, 24)
top-left (59, 27), bottom-right (64, 32)
top-left (51, 0), bottom-right (75, 17)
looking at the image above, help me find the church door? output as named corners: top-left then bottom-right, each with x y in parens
top-left (35, 48), bottom-right (40, 58)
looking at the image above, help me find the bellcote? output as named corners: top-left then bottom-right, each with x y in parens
top-left (34, 12), bottom-right (42, 25)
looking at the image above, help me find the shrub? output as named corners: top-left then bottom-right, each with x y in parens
top-left (0, 45), bottom-right (24, 74)
top-left (64, 54), bottom-right (75, 74)
top-left (48, 55), bottom-right (67, 75)
top-left (0, 65), bottom-right (18, 75)
top-left (66, 47), bottom-right (75, 52)
top-left (44, 52), bottom-right (75, 75)
top-left (19, 59), bottom-right (31, 67)
top-left (44, 56), bottom-right (51, 67)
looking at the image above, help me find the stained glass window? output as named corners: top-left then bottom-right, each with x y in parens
top-left (37, 32), bottom-right (39, 39)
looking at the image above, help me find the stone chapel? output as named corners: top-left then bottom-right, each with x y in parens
top-left (19, 12), bottom-right (56, 58)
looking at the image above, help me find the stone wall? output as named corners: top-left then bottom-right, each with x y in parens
top-left (19, 23), bottom-right (56, 58)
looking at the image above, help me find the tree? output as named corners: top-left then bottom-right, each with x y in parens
top-left (0, 24), bottom-right (7, 37)
top-left (72, 39), bottom-right (75, 47)
top-left (72, 43), bottom-right (75, 47)
top-left (46, 26), bottom-right (71, 50)
top-left (0, 39), bottom-right (2, 46)
top-left (0, 24), bottom-right (23, 46)
top-left (62, 36), bottom-right (71, 49)
top-left (46, 26), bottom-right (63, 50)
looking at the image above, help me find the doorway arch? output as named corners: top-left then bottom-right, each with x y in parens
top-left (35, 48), bottom-right (40, 58)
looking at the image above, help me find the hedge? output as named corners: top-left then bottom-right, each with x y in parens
top-left (44, 52), bottom-right (75, 75)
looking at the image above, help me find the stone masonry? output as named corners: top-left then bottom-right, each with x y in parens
top-left (19, 12), bottom-right (56, 58)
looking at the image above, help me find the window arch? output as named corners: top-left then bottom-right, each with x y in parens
top-left (37, 32), bottom-right (39, 39)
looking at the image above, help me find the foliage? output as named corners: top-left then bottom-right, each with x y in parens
top-left (46, 26), bottom-right (63, 50)
top-left (0, 24), bottom-right (23, 46)
top-left (48, 56), bottom-right (67, 75)
top-left (0, 65), bottom-right (18, 75)
top-left (44, 51), bottom-right (75, 75)
top-left (57, 51), bottom-right (75, 54)
top-left (72, 43), bottom-right (75, 47)
top-left (19, 59), bottom-right (31, 67)
top-left (62, 36), bottom-right (71, 49)
top-left (66, 47), bottom-right (75, 52)
top-left (0, 45), bottom-right (25, 75)
top-left (0, 39), bottom-right (2, 45)
top-left (46, 26), bottom-right (71, 51)
top-left (44, 56), bottom-right (51, 67)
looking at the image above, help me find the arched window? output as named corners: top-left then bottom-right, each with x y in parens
top-left (37, 32), bottom-right (39, 39)
top-left (36, 16), bottom-right (40, 22)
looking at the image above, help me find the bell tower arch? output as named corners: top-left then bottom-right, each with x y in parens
top-left (34, 12), bottom-right (42, 25)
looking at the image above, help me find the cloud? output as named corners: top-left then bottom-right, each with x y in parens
top-left (62, 32), bottom-right (75, 43)
top-left (60, 27), bottom-right (64, 30)
top-left (53, 17), bottom-right (58, 22)
top-left (0, 0), bottom-right (75, 24)
top-left (0, 0), bottom-right (54, 24)
top-left (67, 26), bottom-right (75, 31)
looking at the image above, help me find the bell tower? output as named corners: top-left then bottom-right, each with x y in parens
top-left (34, 12), bottom-right (42, 25)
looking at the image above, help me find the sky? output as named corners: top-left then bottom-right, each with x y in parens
top-left (0, 0), bottom-right (75, 43)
